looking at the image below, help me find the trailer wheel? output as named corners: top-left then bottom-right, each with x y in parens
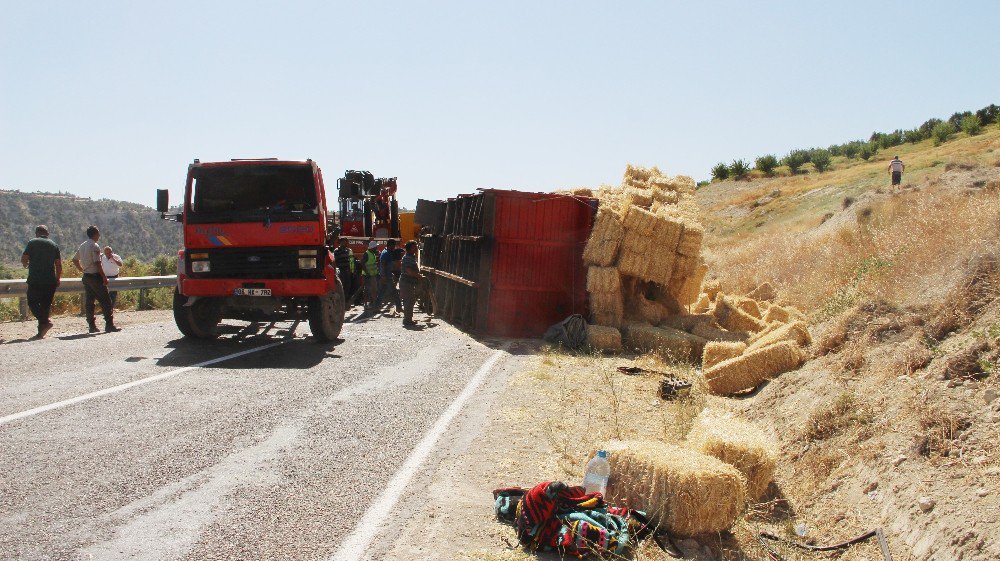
top-left (173, 289), bottom-right (221, 339)
top-left (309, 283), bottom-right (346, 342)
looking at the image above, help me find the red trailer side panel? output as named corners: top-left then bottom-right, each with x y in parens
top-left (484, 190), bottom-right (595, 337)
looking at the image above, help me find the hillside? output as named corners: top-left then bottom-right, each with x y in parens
top-left (0, 190), bottom-right (180, 265)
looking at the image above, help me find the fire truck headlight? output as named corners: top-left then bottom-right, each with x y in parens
top-left (191, 261), bottom-right (211, 273)
top-left (298, 257), bottom-right (317, 269)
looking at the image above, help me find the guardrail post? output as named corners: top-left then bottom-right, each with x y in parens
top-left (138, 288), bottom-right (149, 311)
top-left (19, 297), bottom-right (29, 321)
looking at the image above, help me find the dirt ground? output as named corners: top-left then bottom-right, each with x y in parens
top-left (0, 309), bottom-right (174, 343)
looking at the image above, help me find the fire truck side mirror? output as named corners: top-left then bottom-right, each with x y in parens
top-left (156, 189), bottom-right (169, 213)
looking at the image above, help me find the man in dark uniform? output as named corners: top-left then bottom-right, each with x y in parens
top-left (21, 225), bottom-right (62, 339)
top-left (399, 241), bottom-right (421, 327)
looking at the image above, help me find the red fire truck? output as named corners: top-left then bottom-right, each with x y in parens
top-left (156, 158), bottom-right (345, 341)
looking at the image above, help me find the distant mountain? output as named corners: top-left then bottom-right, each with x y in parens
top-left (0, 189), bottom-right (181, 265)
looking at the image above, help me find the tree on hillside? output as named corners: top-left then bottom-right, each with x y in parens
top-left (711, 163), bottom-right (730, 181)
top-left (783, 150), bottom-right (810, 174)
top-left (859, 143), bottom-right (876, 161)
top-left (933, 121), bottom-right (956, 145)
top-left (904, 129), bottom-right (923, 143)
top-left (755, 154), bottom-right (779, 176)
top-left (961, 114), bottom-right (982, 136)
top-left (729, 159), bottom-right (751, 180)
top-left (975, 104), bottom-right (999, 125)
top-left (918, 118), bottom-right (943, 139)
top-left (811, 149), bottom-right (832, 172)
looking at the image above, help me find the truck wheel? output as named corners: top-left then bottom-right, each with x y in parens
top-left (309, 284), bottom-right (346, 342)
top-left (173, 289), bottom-right (221, 339)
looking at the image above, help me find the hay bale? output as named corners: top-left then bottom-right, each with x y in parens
top-left (660, 313), bottom-right (719, 333)
top-left (746, 320), bottom-right (812, 352)
top-left (686, 411), bottom-right (777, 501)
top-left (713, 296), bottom-right (767, 333)
top-left (692, 293), bottom-right (712, 314)
top-left (745, 321), bottom-right (784, 346)
top-left (583, 208), bottom-right (625, 267)
top-left (587, 266), bottom-right (622, 294)
top-left (676, 221), bottom-right (705, 257)
top-left (623, 323), bottom-right (708, 362)
top-left (703, 280), bottom-right (722, 300)
top-left (691, 322), bottom-right (747, 342)
top-left (635, 295), bottom-right (670, 325)
top-left (626, 189), bottom-right (654, 210)
top-left (598, 441), bottom-right (746, 536)
top-left (702, 341), bottom-right (747, 369)
top-left (590, 291), bottom-right (624, 328)
top-left (571, 187), bottom-right (594, 197)
top-left (618, 207), bottom-right (682, 284)
top-left (586, 325), bottom-right (622, 353)
top-left (704, 341), bottom-right (804, 395)
top-left (733, 297), bottom-right (763, 319)
top-left (745, 282), bottom-right (777, 302)
top-left (762, 305), bottom-right (791, 324)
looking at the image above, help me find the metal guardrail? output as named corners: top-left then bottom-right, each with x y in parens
top-left (0, 276), bottom-right (177, 298)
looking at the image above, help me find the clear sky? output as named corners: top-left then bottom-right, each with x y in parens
top-left (2, 1), bottom-right (998, 209)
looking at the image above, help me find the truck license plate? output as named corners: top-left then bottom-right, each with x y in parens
top-left (233, 288), bottom-right (271, 297)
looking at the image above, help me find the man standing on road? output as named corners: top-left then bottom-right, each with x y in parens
top-left (375, 239), bottom-right (403, 316)
top-left (333, 237), bottom-right (356, 305)
top-left (72, 225), bottom-right (121, 333)
top-left (21, 225), bottom-right (62, 339)
top-left (399, 241), bottom-right (421, 327)
top-left (888, 155), bottom-right (905, 188)
top-left (101, 246), bottom-right (123, 308)
top-left (361, 240), bottom-right (380, 309)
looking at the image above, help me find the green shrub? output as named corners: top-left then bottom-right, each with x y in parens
top-left (842, 141), bottom-right (862, 159)
top-left (729, 159), bottom-right (751, 180)
top-left (783, 150), bottom-right (810, 174)
top-left (976, 104), bottom-right (999, 125)
top-left (828, 144), bottom-right (843, 157)
top-left (948, 111), bottom-right (972, 129)
top-left (711, 163), bottom-right (730, 181)
top-left (859, 143), bottom-right (876, 161)
top-left (933, 121), bottom-right (956, 145)
top-left (919, 118), bottom-right (943, 138)
top-left (811, 149), bottom-right (833, 172)
top-left (904, 129), bottom-right (923, 143)
top-left (755, 154), bottom-right (779, 176)
top-left (961, 114), bottom-right (982, 136)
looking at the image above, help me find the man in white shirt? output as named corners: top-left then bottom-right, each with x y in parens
top-left (101, 246), bottom-right (123, 307)
top-left (888, 156), bottom-right (905, 187)
top-left (72, 225), bottom-right (120, 333)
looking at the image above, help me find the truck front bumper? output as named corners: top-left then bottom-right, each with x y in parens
top-left (179, 276), bottom-right (337, 298)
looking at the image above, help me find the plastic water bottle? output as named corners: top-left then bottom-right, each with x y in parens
top-left (583, 450), bottom-right (611, 495)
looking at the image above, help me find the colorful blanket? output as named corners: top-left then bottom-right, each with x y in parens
top-left (493, 481), bottom-right (652, 558)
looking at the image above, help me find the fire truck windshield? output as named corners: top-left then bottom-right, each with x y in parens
top-left (188, 164), bottom-right (319, 224)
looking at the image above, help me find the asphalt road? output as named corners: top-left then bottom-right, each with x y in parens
top-left (0, 310), bottom-right (517, 560)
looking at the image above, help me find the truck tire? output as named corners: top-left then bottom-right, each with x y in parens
top-left (173, 288), bottom-right (221, 339)
top-left (309, 283), bottom-right (346, 342)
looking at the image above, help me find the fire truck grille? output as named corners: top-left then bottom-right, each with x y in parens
top-left (189, 247), bottom-right (325, 279)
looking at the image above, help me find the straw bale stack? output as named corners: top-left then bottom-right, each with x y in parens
top-left (623, 323), bottom-right (707, 362)
top-left (617, 206), bottom-right (682, 284)
top-left (704, 341), bottom-right (804, 395)
top-left (598, 441), bottom-right (746, 536)
top-left (713, 295), bottom-right (767, 333)
top-left (676, 222), bottom-right (705, 257)
top-left (660, 313), bottom-right (718, 333)
top-left (686, 411), bottom-right (778, 501)
top-left (571, 187), bottom-right (594, 197)
top-left (583, 208), bottom-right (625, 267)
top-left (745, 282), bottom-right (777, 302)
top-left (746, 321), bottom-right (784, 346)
top-left (702, 341), bottom-right (747, 369)
top-left (587, 266), bottom-right (621, 293)
top-left (587, 266), bottom-right (624, 327)
top-left (626, 189), bottom-right (654, 210)
top-left (762, 305), bottom-right (791, 324)
top-left (746, 320), bottom-right (812, 353)
top-left (587, 325), bottom-right (622, 353)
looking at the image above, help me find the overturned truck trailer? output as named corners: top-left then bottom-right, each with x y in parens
top-left (418, 190), bottom-right (596, 338)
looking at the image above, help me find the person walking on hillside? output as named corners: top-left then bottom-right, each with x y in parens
top-left (72, 225), bottom-right (120, 333)
top-left (21, 225), bottom-right (62, 339)
top-left (375, 239), bottom-right (403, 316)
top-left (399, 241), bottom-right (421, 327)
top-left (888, 155), bottom-right (905, 188)
top-left (361, 240), bottom-right (380, 309)
top-left (101, 246), bottom-right (123, 308)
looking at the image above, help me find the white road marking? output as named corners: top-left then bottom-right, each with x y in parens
top-left (330, 343), bottom-right (509, 561)
top-left (0, 341), bottom-right (287, 427)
